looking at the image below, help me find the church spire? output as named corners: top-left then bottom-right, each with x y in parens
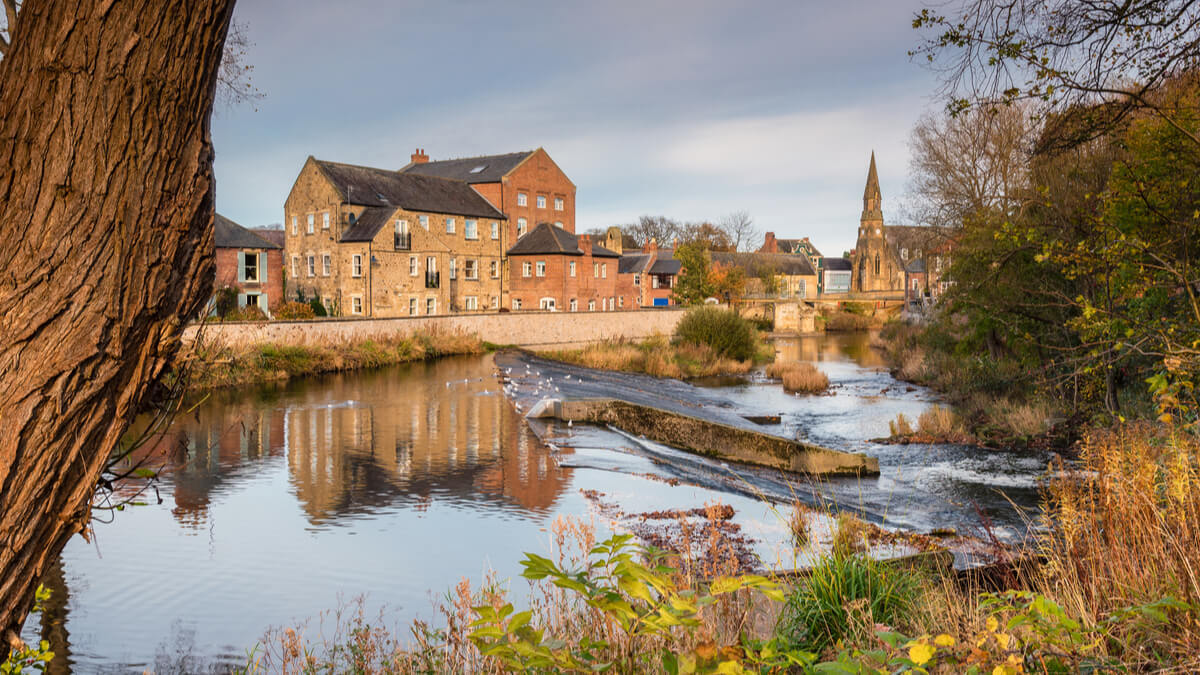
top-left (861, 151), bottom-right (882, 222)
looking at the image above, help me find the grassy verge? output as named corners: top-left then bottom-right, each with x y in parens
top-left (875, 322), bottom-right (1070, 448)
top-left (543, 334), bottom-right (765, 379)
top-left (238, 424), bottom-right (1199, 673)
top-left (178, 330), bottom-right (484, 391)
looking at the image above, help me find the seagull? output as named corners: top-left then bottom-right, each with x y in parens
top-left (567, 420), bottom-right (573, 428)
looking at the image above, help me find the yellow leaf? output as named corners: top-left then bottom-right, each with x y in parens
top-left (987, 616), bottom-right (999, 632)
top-left (995, 632), bottom-right (1012, 650)
top-left (909, 641), bottom-right (936, 666)
top-left (934, 633), bottom-right (956, 647)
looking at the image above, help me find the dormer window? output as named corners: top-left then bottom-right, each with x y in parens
top-left (470, 165), bottom-right (486, 174)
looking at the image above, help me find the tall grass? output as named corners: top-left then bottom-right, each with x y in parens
top-left (766, 361), bottom-right (829, 394)
top-left (545, 335), bottom-right (758, 379)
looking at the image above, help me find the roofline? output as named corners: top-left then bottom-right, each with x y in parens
top-left (311, 156), bottom-right (506, 219)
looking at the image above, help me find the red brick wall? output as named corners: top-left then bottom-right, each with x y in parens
top-left (508, 252), bottom-right (626, 312)
top-left (501, 148), bottom-right (576, 244)
top-left (215, 247), bottom-right (284, 310)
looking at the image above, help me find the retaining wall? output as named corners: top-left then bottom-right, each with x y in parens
top-left (183, 308), bottom-right (690, 350)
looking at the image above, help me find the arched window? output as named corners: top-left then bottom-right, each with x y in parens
top-left (874, 253), bottom-right (880, 275)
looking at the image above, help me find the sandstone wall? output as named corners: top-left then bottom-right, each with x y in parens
top-left (184, 307), bottom-right (689, 351)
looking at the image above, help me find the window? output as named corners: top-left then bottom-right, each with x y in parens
top-left (873, 253), bottom-right (880, 275)
top-left (409, 297), bottom-right (417, 315)
top-left (619, 296), bottom-right (624, 308)
top-left (554, 221), bottom-right (562, 229)
top-left (536, 195), bottom-right (546, 209)
top-left (464, 219), bottom-right (478, 239)
top-left (464, 259), bottom-right (478, 279)
top-left (426, 297), bottom-right (436, 314)
top-left (321, 254), bottom-right (331, 276)
top-left (593, 263), bottom-right (599, 278)
top-left (935, 257), bottom-right (942, 272)
top-left (900, 248), bottom-right (908, 260)
top-left (491, 221), bottom-right (500, 239)
top-left (490, 295), bottom-right (499, 309)
top-left (517, 218), bottom-right (527, 238)
top-left (517, 192), bottom-right (527, 206)
top-left (512, 298), bottom-right (522, 310)
top-left (237, 251), bottom-right (257, 282)
top-left (652, 276), bottom-right (659, 289)
top-left (633, 274), bottom-right (640, 286)
top-left (306, 255), bottom-right (315, 277)
top-left (446, 217), bottom-right (456, 234)
top-left (352, 254), bottom-right (363, 277)
top-left (522, 262), bottom-right (532, 277)
top-left (464, 296), bottom-right (478, 310)
top-left (351, 295), bottom-right (363, 315)
top-left (322, 212), bottom-right (330, 229)
top-left (306, 214), bottom-right (314, 234)
top-left (588, 300), bottom-right (596, 311)
top-left (554, 198), bottom-right (564, 211)
top-left (290, 216), bottom-right (298, 235)
top-left (535, 261), bottom-right (546, 277)
top-left (244, 293), bottom-right (260, 307)
top-left (449, 257), bottom-right (457, 280)
top-left (540, 297), bottom-right (555, 310)
top-left (609, 297), bottom-right (615, 311)
top-left (394, 220), bottom-right (409, 250)
top-left (915, 249), bottom-right (922, 259)
top-left (291, 255), bottom-right (299, 278)
top-left (602, 263), bottom-right (607, 278)
top-left (798, 279), bottom-right (807, 298)
top-left (569, 261), bottom-right (576, 277)
top-left (419, 215), bottom-right (429, 230)
top-left (569, 298), bottom-right (577, 312)
top-left (489, 260), bottom-right (499, 278)
top-left (410, 256), bottom-right (419, 276)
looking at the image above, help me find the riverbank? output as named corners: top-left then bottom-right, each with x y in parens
top-left (541, 335), bottom-right (761, 379)
top-left (873, 322), bottom-right (1075, 450)
top-left (177, 329), bottom-right (485, 390)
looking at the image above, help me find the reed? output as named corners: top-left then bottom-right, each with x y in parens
top-left (766, 361), bottom-right (830, 394)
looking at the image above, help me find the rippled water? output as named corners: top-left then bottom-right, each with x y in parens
top-left (20, 333), bottom-right (1055, 673)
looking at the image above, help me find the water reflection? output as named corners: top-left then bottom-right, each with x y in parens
top-left (772, 331), bottom-right (886, 367)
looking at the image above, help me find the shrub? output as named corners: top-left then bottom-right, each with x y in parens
top-left (213, 286), bottom-right (238, 318)
top-left (309, 297), bottom-right (327, 317)
top-left (224, 305), bottom-right (267, 322)
top-left (767, 361), bottom-right (830, 394)
top-left (674, 306), bottom-right (758, 361)
top-left (274, 301), bottom-right (315, 320)
top-left (776, 553), bottom-right (922, 653)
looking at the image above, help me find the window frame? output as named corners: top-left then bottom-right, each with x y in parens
top-left (535, 261), bottom-right (546, 277)
top-left (554, 197), bottom-right (564, 211)
top-left (464, 219), bottom-right (478, 240)
top-left (306, 213), bottom-right (314, 234)
top-left (464, 259), bottom-right (478, 280)
top-left (536, 195), bottom-right (546, 209)
top-left (522, 261), bottom-right (532, 278)
top-left (517, 192), bottom-right (527, 207)
top-left (350, 295), bottom-right (363, 315)
top-left (491, 221), bottom-right (500, 239)
top-left (446, 217), bottom-right (456, 234)
top-left (306, 255), bottom-right (316, 277)
top-left (351, 254), bottom-right (363, 278)
top-left (321, 253), bottom-right (331, 276)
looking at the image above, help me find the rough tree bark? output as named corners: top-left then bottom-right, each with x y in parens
top-left (0, 0), bottom-right (235, 646)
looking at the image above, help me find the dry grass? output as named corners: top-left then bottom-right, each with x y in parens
top-left (888, 413), bottom-right (914, 437)
top-left (823, 311), bottom-right (878, 332)
top-left (789, 501), bottom-right (811, 548)
top-left (917, 405), bottom-right (961, 438)
top-left (831, 513), bottom-right (869, 557)
top-left (180, 330), bottom-right (484, 391)
top-left (987, 397), bottom-right (1054, 437)
top-left (767, 361), bottom-right (830, 394)
top-left (545, 336), bottom-right (755, 380)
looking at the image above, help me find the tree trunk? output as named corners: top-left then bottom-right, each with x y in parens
top-left (0, 0), bottom-right (235, 646)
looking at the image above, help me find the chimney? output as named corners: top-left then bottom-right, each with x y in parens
top-left (579, 234), bottom-right (593, 256)
top-left (644, 238), bottom-right (658, 254)
top-left (762, 232), bottom-right (777, 253)
top-left (410, 148), bottom-right (429, 164)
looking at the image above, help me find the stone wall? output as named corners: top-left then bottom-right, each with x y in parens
top-left (184, 307), bottom-right (690, 351)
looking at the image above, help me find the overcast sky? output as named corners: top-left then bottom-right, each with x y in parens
top-left (213, 0), bottom-right (943, 257)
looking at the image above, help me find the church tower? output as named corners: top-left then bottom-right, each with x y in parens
top-left (851, 152), bottom-right (896, 292)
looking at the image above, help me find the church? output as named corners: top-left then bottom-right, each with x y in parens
top-left (849, 153), bottom-right (946, 295)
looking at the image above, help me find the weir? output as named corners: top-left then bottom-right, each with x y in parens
top-left (524, 396), bottom-right (879, 477)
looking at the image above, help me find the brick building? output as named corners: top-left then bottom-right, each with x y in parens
top-left (284, 156), bottom-right (506, 317)
top-left (617, 238), bottom-right (679, 307)
top-left (710, 252), bottom-right (818, 299)
top-left (505, 223), bottom-right (626, 311)
top-left (214, 213), bottom-right (283, 313)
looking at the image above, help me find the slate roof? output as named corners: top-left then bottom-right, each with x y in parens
top-left (506, 222), bottom-right (620, 258)
top-left (823, 257), bottom-right (853, 271)
top-left (710, 252), bottom-right (815, 276)
top-left (340, 206), bottom-right (394, 243)
top-left (619, 253), bottom-right (652, 274)
top-left (215, 214), bottom-right (281, 249)
top-left (649, 258), bottom-right (682, 275)
top-left (402, 151), bottom-right (534, 183)
top-left (313, 158), bottom-right (505, 219)
top-left (251, 228), bottom-right (286, 248)
top-left (905, 258), bottom-right (927, 273)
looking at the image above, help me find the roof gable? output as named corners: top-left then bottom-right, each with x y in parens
top-left (313, 158), bottom-right (505, 219)
top-left (402, 150), bottom-right (534, 183)
top-left (506, 222), bottom-right (620, 258)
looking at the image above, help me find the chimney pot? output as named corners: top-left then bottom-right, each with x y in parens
top-left (411, 148), bottom-right (429, 164)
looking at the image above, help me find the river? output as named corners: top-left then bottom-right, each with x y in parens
top-left (20, 332), bottom-right (1056, 673)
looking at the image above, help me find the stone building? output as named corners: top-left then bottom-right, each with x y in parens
top-left (505, 223), bottom-right (626, 311)
top-left (710, 252), bottom-right (818, 299)
top-left (283, 156), bottom-right (506, 317)
top-left (214, 213), bottom-right (283, 313)
top-left (849, 153), bottom-right (950, 294)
